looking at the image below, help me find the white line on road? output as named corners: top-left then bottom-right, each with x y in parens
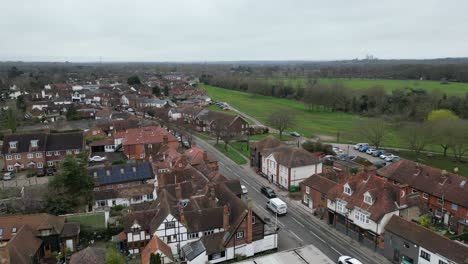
top-left (309, 230), bottom-right (326, 244)
top-left (330, 246), bottom-right (342, 255)
top-left (242, 180), bottom-right (252, 187)
top-left (292, 217), bottom-right (305, 228)
top-left (289, 231), bottom-right (304, 242)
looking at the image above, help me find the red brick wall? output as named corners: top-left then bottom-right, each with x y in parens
top-left (4, 151), bottom-right (46, 171)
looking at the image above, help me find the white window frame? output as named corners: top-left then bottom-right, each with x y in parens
top-left (6, 155), bottom-right (12, 160)
top-left (74, 149), bottom-right (80, 154)
top-left (15, 154), bottom-right (21, 160)
top-left (66, 150), bottom-right (72, 155)
top-left (451, 203), bottom-right (458, 211)
top-left (420, 250), bottom-right (430, 261)
top-left (37, 162), bottom-right (43, 168)
top-left (54, 151), bottom-right (60, 156)
top-left (36, 152), bottom-right (42, 158)
top-left (9, 142), bottom-right (17, 149)
top-left (47, 161), bottom-right (54, 167)
top-left (27, 153), bottom-right (33, 159)
top-left (422, 193), bottom-right (428, 199)
top-left (364, 194), bottom-right (373, 205)
top-left (31, 140), bottom-right (38, 148)
top-left (336, 200), bottom-right (347, 213)
top-left (344, 184), bottom-right (352, 195)
top-left (305, 186), bottom-right (310, 194)
top-left (236, 231), bottom-right (244, 239)
top-left (165, 221), bottom-right (175, 229)
top-left (437, 198), bottom-right (444, 205)
top-left (46, 151), bottom-right (52, 156)
top-left (7, 165), bottom-right (14, 171)
top-left (412, 188), bottom-right (418, 194)
top-left (188, 232), bottom-right (199, 239)
top-left (355, 210), bottom-right (370, 223)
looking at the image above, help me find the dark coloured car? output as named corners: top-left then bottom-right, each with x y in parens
top-left (36, 169), bottom-right (46, 177)
top-left (261, 186), bottom-right (277, 198)
top-left (46, 167), bottom-right (55, 176)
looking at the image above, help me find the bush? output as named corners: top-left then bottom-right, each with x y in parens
top-left (302, 140), bottom-right (333, 154)
top-left (111, 160), bottom-right (126, 165)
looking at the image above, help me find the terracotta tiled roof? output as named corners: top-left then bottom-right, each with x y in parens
top-left (377, 159), bottom-right (468, 208)
top-left (263, 146), bottom-right (320, 168)
top-left (120, 126), bottom-right (177, 146)
top-left (301, 174), bottom-right (339, 194)
top-left (251, 135), bottom-right (282, 153)
top-left (327, 171), bottom-right (400, 222)
top-left (0, 225), bottom-right (42, 264)
top-left (385, 215), bottom-right (468, 264)
top-left (141, 236), bottom-right (174, 264)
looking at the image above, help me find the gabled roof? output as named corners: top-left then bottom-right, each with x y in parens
top-left (2, 133), bottom-right (47, 153)
top-left (327, 171), bottom-right (400, 222)
top-left (377, 159), bottom-right (468, 208)
top-left (90, 162), bottom-right (154, 186)
top-left (251, 135), bottom-right (282, 153)
top-left (385, 216), bottom-right (468, 264)
top-left (0, 213), bottom-right (65, 240)
top-left (69, 247), bottom-right (106, 264)
top-left (141, 236), bottom-right (174, 264)
top-left (120, 126), bottom-right (177, 146)
top-left (0, 225), bottom-right (42, 264)
top-left (46, 132), bottom-right (84, 151)
top-left (263, 146), bottom-right (321, 168)
top-left (301, 174), bottom-right (339, 194)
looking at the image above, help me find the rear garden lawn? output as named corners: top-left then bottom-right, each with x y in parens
top-left (66, 212), bottom-right (106, 232)
top-left (214, 143), bottom-right (248, 165)
top-left (248, 133), bottom-right (294, 141)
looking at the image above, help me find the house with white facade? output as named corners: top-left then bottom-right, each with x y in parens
top-left (168, 108), bottom-right (182, 121)
top-left (326, 171), bottom-right (403, 252)
top-left (261, 146), bottom-right (322, 190)
top-left (384, 215), bottom-right (468, 264)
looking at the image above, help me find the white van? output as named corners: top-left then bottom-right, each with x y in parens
top-left (267, 198), bottom-right (287, 216)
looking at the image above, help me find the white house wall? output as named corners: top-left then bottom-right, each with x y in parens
top-left (290, 163), bottom-right (323, 186)
top-left (253, 234), bottom-right (277, 254)
top-left (418, 246), bottom-right (455, 264)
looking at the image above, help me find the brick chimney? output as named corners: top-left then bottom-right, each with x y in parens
top-left (246, 208), bottom-right (253, 243)
top-left (175, 183), bottom-right (182, 200)
top-left (398, 184), bottom-right (408, 208)
top-left (163, 135), bottom-right (168, 145)
top-left (223, 205), bottom-right (230, 230)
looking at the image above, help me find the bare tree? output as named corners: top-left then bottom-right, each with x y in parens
top-left (358, 119), bottom-right (386, 149)
top-left (400, 122), bottom-right (433, 157)
top-left (266, 110), bottom-right (295, 139)
top-left (447, 120), bottom-right (468, 162)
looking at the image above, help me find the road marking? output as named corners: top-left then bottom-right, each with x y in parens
top-left (309, 230), bottom-right (326, 244)
top-left (349, 249), bottom-right (370, 262)
top-left (330, 246), bottom-right (342, 255)
top-left (242, 180), bottom-right (252, 187)
top-left (292, 217), bottom-right (305, 227)
top-left (289, 231), bottom-right (304, 242)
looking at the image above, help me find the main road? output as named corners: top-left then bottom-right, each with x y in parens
top-left (193, 137), bottom-right (391, 264)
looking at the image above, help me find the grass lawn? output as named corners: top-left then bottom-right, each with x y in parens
top-left (214, 143), bottom-right (248, 165)
top-left (206, 105), bottom-right (255, 124)
top-left (249, 133), bottom-right (293, 141)
top-left (260, 77), bottom-right (468, 95)
top-left (230, 142), bottom-right (251, 158)
top-left (192, 131), bottom-right (212, 140)
top-left (389, 149), bottom-right (468, 176)
top-left (66, 212), bottom-right (106, 232)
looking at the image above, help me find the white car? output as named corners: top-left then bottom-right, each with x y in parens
top-left (354, 143), bottom-right (368, 150)
top-left (332, 147), bottom-right (344, 154)
top-left (380, 153), bottom-right (394, 159)
top-left (3, 172), bottom-right (15, 180)
top-left (89, 156), bottom-right (107, 162)
top-left (385, 156), bottom-right (400, 162)
top-left (366, 148), bottom-right (377, 155)
top-left (338, 256), bottom-right (363, 264)
top-left (241, 185), bottom-right (248, 194)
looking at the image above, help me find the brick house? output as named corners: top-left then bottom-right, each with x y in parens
top-left (115, 126), bottom-right (178, 160)
top-left (194, 109), bottom-right (249, 136)
top-left (2, 132), bottom-right (84, 171)
top-left (301, 173), bottom-right (338, 217)
top-left (250, 135), bottom-right (282, 172)
top-left (376, 159), bottom-right (468, 233)
top-left (261, 146), bottom-right (322, 190)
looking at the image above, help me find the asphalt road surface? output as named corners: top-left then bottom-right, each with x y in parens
top-left (193, 137), bottom-right (391, 264)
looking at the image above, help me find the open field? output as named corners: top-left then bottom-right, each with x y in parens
top-left (260, 77), bottom-right (468, 95)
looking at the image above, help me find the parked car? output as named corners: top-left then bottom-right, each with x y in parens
top-left (353, 143), bottom-right (368, 150)
top-left (338, 256), bottom-right (363, 264)
top-left (2, 172), bottom-right (15, 180)
top-left (241, 185), bottom-right (248, 194)
top-left (380, 153), bottom-right (394, 159)
top-left (46, 167), bottom-right (55, 176)
top-left (290, 132), bottom-right (301, 137)
top-left (366, 148), bottom-right (377, 155)
top-left (385, 156), bottom-right (400, 162)
top-left (372, 149), bottom-right (385, 157)
top-left (266, 198), bottom-right (287, 216)
top-left (358, 145), bottom-right (370, 152)
top-left (36, 168), bottom-right (46, 177)
top-left (89, 156), bottom-right (107, 162)
top-left (333, 147), bottom-right (344, 154)
top-left (260, 186), bottom-right (277, 198)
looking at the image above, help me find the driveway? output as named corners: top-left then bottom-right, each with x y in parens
top-left (0, 173), bottom-right (51, 189)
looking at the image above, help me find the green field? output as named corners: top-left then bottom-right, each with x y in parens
top-left (260, 77), bottom-right (468, 95)
top-left (66, 212), bottom-right (106, 232)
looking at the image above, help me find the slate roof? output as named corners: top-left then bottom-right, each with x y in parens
top-left (377, 159), bottom-right (468, 208)
top-left (327, 171), bottom-right (400, 222)
top-left (90, 162), bottom-right (154, 186)
top-left (263, 146), bottom-right (321, 168)
top-left (2, 133), bottom-right (47, 153)
top-left (60, 222), bottom-right (81, 238)
top-left (1, 225), bottom-right (42, 264)
top-left (385, 216), bottom-right (468, 264)
top-left (45, 132), bottom-right (84, 151)
top-left (69, 247), bottom-right (107, 264)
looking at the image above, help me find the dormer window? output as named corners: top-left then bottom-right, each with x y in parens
top-left (364, 192), bottom-right (374, 205)
top-left (30, 140), bottom-right (39, 148)
top-left (120, 168), bottom-right (125, 174)
top-left (93, 171), bottom-right (97, 178)
top-left (106, 170), bottom-right (110, 176)
top-left (344, 183), bottom-right (353, 195)
top-left (132, 167), bottom-right (136, 173)
top-left (9, 141), bottom-right (18, 149)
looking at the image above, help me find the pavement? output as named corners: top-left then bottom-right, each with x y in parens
top-left (192, 136), bottom-right (391, 264)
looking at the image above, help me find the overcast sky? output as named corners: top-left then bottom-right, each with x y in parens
top-left (1, 0), bottom-right (467, 62)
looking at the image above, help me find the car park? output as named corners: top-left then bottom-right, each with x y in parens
top-left (241, 185), bottom-right (248, 194)
top-left (358, 145), bottom-right (370, 152)
top-left (2, 172), bottom-right (15, 180)
top-left (89, 155), bottom-right (107, 162)
top-left (385, 155), bottom-right (400, 162)
top-left (354, 143), bottom-right (368, 150)
top-left (366, 148), bottom-right (377, 155)
top-left (260, 186), bottom-right (277, 198)
top-left (290, 132), bottom-right (301, 137)
top-left (338, 256), bottom-right (363, 264)
top-left (372, 149), bottom-right (385, 157)
top-left (380, 153), bottom-right (394, 159)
